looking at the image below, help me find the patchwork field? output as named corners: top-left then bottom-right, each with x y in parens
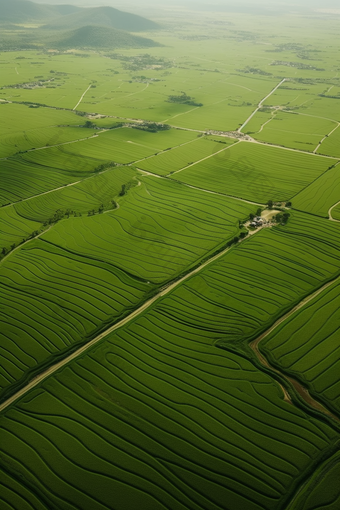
top-left (1, 5), bottom-right (340, 510)
top-left (171, 141), bottom-right (334, 203)
top-left (292, 163), bottom-right (340, 217)
top-left (261, 279), bottom-right (340, 416)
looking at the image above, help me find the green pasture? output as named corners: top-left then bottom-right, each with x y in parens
top-left (0, 207), bottom-right (41, 251)
top-left (261, 280), bottom-right (340, 415)
top-left (292, 164), bottom-right (340, 217)
top-left (172, 141), bottom-right (333, 203)
top-left (332, 204), bottom-right (340, 221)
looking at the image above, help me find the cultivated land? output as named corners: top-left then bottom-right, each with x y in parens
top-left (0, 4), bottom-right (340, 510)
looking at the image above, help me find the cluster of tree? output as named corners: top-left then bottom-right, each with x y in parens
top-left (166, 93), bottom-right (203, 107)
top-left (93, 161), bottom-right (117, 173)
top-left (43, 209), bottom-right (78, 227)
top-left (119, 180), bottom-right (137, 197)
top-left (132, 122), bottom-right (170, 133)
top-left (275, 212), bottom-right (290, 225)
top-left (249, 208), bottom-right (263, 220)
top-left (88, 200), bottom-right (117, 216)
top-left (226, 231), bottom-right (248, 248)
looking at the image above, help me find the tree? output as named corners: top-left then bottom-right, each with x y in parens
top-left (286, 201), bottom-right (292, 207)
top-left (267, 200), bottom-right (273, 209)
top-left (256, 208), bottom-right (262, 216)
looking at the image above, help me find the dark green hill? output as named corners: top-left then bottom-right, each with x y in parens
top-left (42, 6), bottom-right (160, 32)
top-left (0, 0), bottom-right (159, 31)
top-left (50, 25), bottom-right (160, 50)
top-left (0, 0), bottom-right (54, 22)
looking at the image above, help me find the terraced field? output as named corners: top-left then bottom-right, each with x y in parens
top-left (172, 142), bottom-right (333, 203)
top-left (261, 279), bottom-right (340, 416)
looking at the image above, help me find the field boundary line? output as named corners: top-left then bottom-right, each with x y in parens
top-left (73, 84), bottom-right (92, 111)
top-left (314, 123), bottom-right (340, 154)
top-left (328, 200), bottom-right (340, 222)
top-left (169, 141), bottom-right (241, 177)
top-left (238, 78), bottom-right (286, 133)
top-left (0, 227), bottom-right (262, 413)
top-left (250, 274), bottom-right (340, 422)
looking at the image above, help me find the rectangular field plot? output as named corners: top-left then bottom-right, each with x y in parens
top-left (56, 127), bottom-right (198, 165)
top-left (252, 111), bottom-right (337, 152)
top-left (292, 164), bottom-right (340, 218)
top-left (0, 103), bottom-right (91, 158)
top-left (0, 239), bottom-right (155, 401)
top-left (172, 142), bottom-right (333, 203)
top-left (42, 177), bottom-right (253, 284)
top-left (317, 126), bottom-right (340, 158)
top-left (14, 166), bottom-right (137, 223)
top-left (0, 148), bottom-right (102, 206)
top-left (0, 241), bottom-right (338, 509)
top-left (261, 279), bottom-right (340, 416)
top-left (138, 136), bottom-right (236, 176)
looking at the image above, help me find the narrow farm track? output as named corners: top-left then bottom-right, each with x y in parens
top-left (250, 275), bottom-right (340, 424)
top-left (328, 200), bottom-right (340, 222)
top-left (314, 123), bottom-right (340, 154)
top-left (0, 133), bottom-right (100, 162)
top-left (238, 78), bottom-right (286, 133)
top-left (0, 228), bottom-right (265, 413)
top-left (0, 226), bottom-right (52, 266)
top-left (73, 84), bottom-right (92, 111)
top-left (169, 141), bottom-right (241, 176)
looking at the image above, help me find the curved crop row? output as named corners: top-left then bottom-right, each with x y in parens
top-left (172, 141), bottom-right (333, 203)
top-left (42, 177), bottom-right (253, 283)
top-left (261, 280), bottom-right (340, 416)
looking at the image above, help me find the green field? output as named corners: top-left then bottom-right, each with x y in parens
top-left (1, 4), bottom-right (340, 510)
top-left (261, 279), bottom-right (340, 415)
top-left (170, 141), bottom-right (334, 203)
top-left (292, 163), bottom-right (340, 217)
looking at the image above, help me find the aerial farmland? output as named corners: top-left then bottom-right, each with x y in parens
top-left (0, 0), bottom-right (339, 509)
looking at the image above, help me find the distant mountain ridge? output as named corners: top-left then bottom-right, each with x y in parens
top-left (0, 0), bottom-right (159, 31)
top-left (42, 5), bottom-right (160, 32)
top-left (50, 25), bottom-right (160, 49)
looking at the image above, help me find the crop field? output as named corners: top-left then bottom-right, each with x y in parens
top-left (0, 103), bottom-right (93, 158)
top-left (0, 238), bottom-right (155, 401)
top-left (261, 279), bottom-right (340, 415)
top-left (292, 164), bottom-right (340, 218)
top-left (0, 211), bottom-right (339, 509)
top-left (137, 136), bottom-right (236, 176)
top-left (1, 5), bottom-right (340, 510)
top-left (250, 111), bottom-right (337, 152)
top-left (171, 141), bottom-right (334, 203)
top-left (317, 126), bottom-right (340, 158)
top-left (41, 177), bottom-right (253, 283)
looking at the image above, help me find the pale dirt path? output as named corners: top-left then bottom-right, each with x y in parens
top-left (328, 200), bottom-right (340, 222)
top-left (250, 275), bottom-right (340, 423)
top-left (238, 78), bottom-right (286, 133)
top-left (73, 85), bottom-right (92, 111)
top-left (0, 226), bottom-right (52, 266)
top-left (314, 123), bottom-right (340, 154)
top-left (0, 225), bottom-right (263, 413)
top-left (169, 141), bottom-right (241, 177)
top-left (0, 133), bottom-right (101, 162)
